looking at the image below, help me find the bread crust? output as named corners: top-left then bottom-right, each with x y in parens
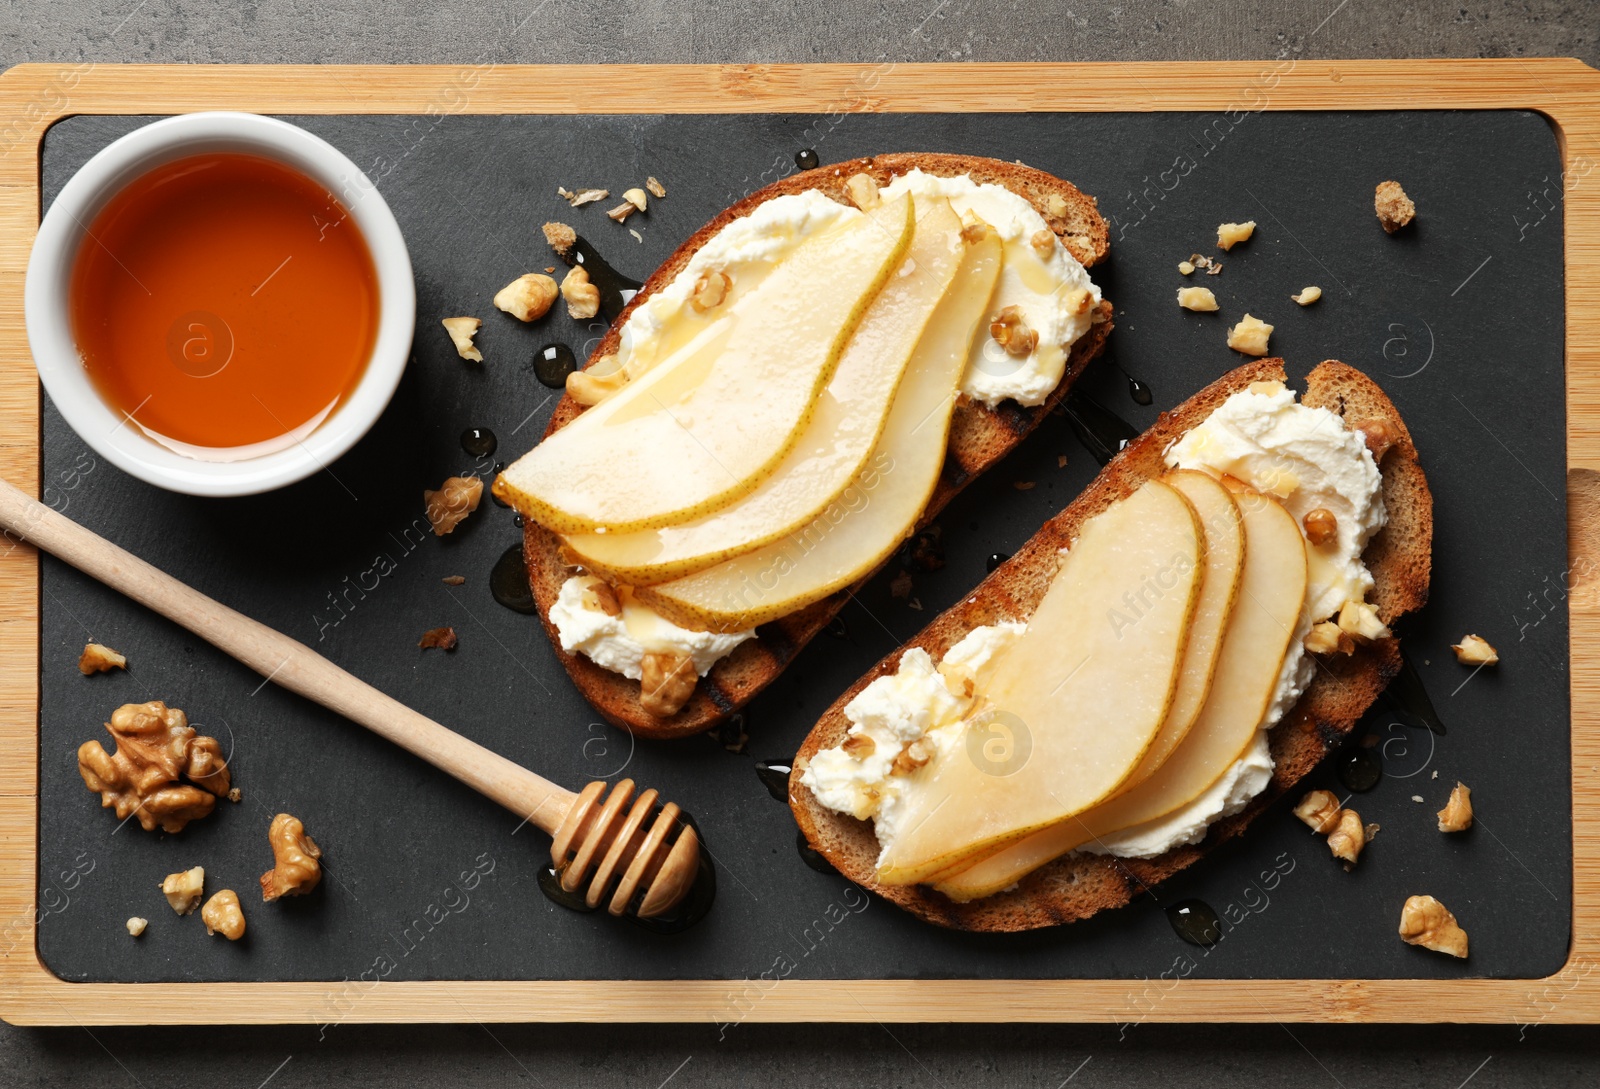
top-left (790, 359), bottom-right (1433, 932)
top-left (520, 153), bottom-right (1113, 739)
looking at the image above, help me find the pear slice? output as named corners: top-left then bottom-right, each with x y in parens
top-left (874, 480), bottom-right (1205, 887)
top-left (562, 200), bottom-right (969, 585)
top-left (633, 218), bottom-right (1003, 631)
top-left (497, 194), bottom-right (915, 535)
top-left (1111, 470), bottom-right (1244, 794)
top-left (930, 484), bottom-right (1307, 902)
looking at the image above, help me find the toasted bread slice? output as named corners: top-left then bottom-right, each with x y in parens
top-left (520, 153), bottom-right (1113, 739)
top-left (790, 359), bottom-right (1433, 932)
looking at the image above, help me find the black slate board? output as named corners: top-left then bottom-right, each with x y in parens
top-left (34, 109), bottom-right (1569, 992)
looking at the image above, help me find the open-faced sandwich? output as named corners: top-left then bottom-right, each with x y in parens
top-left (494, 154), bottom-right (1113, 738)
top-left (790, 359), bottom-right (1433, 931)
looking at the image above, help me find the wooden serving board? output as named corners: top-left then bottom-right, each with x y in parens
top-left (2, 60), bottom-right (1599, 1026)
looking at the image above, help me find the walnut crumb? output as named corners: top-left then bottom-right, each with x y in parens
top-left (844, 172), bottom-right (881, 210)
top-left (1226, 314), bottom-right (1273, 356)
top-left (126, 916), bottom-right (147, 937)
top-left (424, 476), bottom-right (482, 536)
top-left (1294, 789), bottom-right (1342, 834)
top-left (891, 739), bottom-right (932, 775)
top-left (1351, 417), bottom-right (1397, 461)
top-left (622, 187), bottom-right (648, 212)
top-left (1292, 286), bottom-right (1323, 306)
top-left (227, 787), bottom-right (241, 803)
top-left (1437, 782), bottom-right (1474, 832)
top-left (1302, 508), bottom-right (1338, 546)
top-left (1399, 894), bottom-right (1468, 957)
top-left (1030, 228), bottom-right (1056, 258)
top-left (566, 355), bottom-right (627, 406)
top-left (1178, 260), bottom-right (1196, 276)
top-left (442, 575), bottom-right (466, 586)
top-left (1375, 180), bottom-right (1416, 233)
top-left (1177, 286), bottom-right (1219, 312)
top-left (201, 889), bottom-right (246, 940)
top-left (560, 266), bottom-right (601, 320)
top-left (1337, 600), bottom-right (1391, 643)
top-left (1304, 621), bottom-right (1355, 656)
top-left (1328, 808), bottom-right (1367, 863)
top-left (78, 642), bottom-right (127, 675)
top-left (561, 187), bottom-right (608, 207)
top-left (841, 734), bottom-right (876, 759)
top-left (1045, 193), bottom-right (1069, 218)
top-left (989, 305), bottom-right (1038, 358)
top-left (493, 274), bottom-right (558, 322)
top-left (1216, 220), bottom-right (1256, 250)
top-left (645, 176), bottom-right (666, 198)
top-left (606, 201), bottom-right (636, 222)
top-left (581, 580), bottom-right (622, 617)
top-left (418, 626), bottom-right (458, 651)
top-left (542, 221), bottom-right (577, 257)
top-left (440, 317), bottom-right (483, 361)
top-left (639, 652), bottom-right (696, 717)
top-left (1013, 481), bottom-right (1036, 491)
top-left (261, 813), bottom-right (323, 901)
top-left (161, 866), bottom-right (205, 915)
top-left (690, 270), bottom-right (731, 313)
top-left (1451, 635), bottom-right (1498, 666)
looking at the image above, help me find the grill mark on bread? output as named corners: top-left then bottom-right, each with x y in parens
top-left (790, 360), bottom-right (1432, 932)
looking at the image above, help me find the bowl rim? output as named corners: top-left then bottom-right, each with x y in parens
top-left (25, 111), bottom-right (415, 498)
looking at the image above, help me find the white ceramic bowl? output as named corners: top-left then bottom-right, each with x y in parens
top-left (25, 112), bottom-right (415, 497)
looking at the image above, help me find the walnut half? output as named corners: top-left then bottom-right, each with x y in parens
top-left (260, 813), bottom-right (323, 902)
top-left (78, 702), bottom-right (231, 833)
top-left (1399, 894), bottom-right (1468, 958)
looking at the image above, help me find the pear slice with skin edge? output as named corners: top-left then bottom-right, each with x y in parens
top-left (873, 480), bottom-right (1205, 888)
top-left (930, 482), bottom-right (1307, 903)
top-left (633, 217), bottom-right (1004, 632)
top-left (561, 199), bottom-right (969, 586)
top-left (496, 194), bottom-right (915, 535)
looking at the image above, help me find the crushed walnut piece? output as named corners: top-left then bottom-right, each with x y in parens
top-left (441, 575), bottom-right (466, 586)
top-left (645, 176), bottom-right (666, 199)
top-left (841, 734), bottom-right (876, 759)
top-left (1399, 894), bottom-right (1468, 958)
top-left (581, 580), bottom-right (622, 617)
top-left (690, 270), bottom-right (731, 314)
top-left (891, 738), bottom-right (932, 775)
top-left (639, 652), bottom-right (696, 717)
top-left (1292, 286), bottom-right (1323, 306)
top-left (606, 200), bottom-right (637, 222)
top-left (493, 274), bottom-right (558, 322)
top-left (1226, 314), bottom-right (1273, 356)
top-left (1294, 789), bottom-right (1343, 834)
top-left (79, 702), bottom-right (231, 833)
top-left (260, 813), bottom-right (323, 902)
top-left (1351, 417), bottom-right (1396, 461)
top-left (440, 316), bottom-right (483, 361)
top-left (558, 186), bottom-right (608, 207)
top-left (1216, 220), bottom-right (1256, 250)
top-left (78, 642), bottom-right (127, 675)
top-left (542, 221), bottom-right (577, 258)
top-left (561, 266), bottom-right (601, 320)
top-left (227, 787), bottom-right (242, 803)
top-left (161, 865), bottom-right (205, 915)
top-left (424, 475), bottom-right (483, 536)
top-left (1338, 600), bottom-right (1391, 643)
top-left (1328, 808), bottom-right (1367, 863)
top-left (1188, 253), bottom-right (1222, 276)
top-left (622, 187), bottom-right (648, 213)
top-left (201, 889), bottom-right (246, 940)
top-left (1304, 621), bottom-right (1356, 656)
top-left (844, 172), bottom-right (881, 210)
top-left (418, 626), bottom-right (458, 651)
top-left (1302, 508), bottom-right (1338, 546)
top-left (1375, 180), bottom-right (1416, 233)
top-left (990, 305), bottom-right (1038, 358)
top-left (960, 221), bottom-right (994, 245)
top-left (1178, 260), bottom-right (1196, 276)
top-left (1029, 228), bottom-right (1056, 258)
top-left (1437, 782), bottom-right (1474, 832)
top-left (1177, 286), bottom-right (1219, 312)
top-left (1045, 193), bottom-right (1069, 219)
top-left (1451, 635), bottom-right (1498, 666)
top-left (566, 355), bottom-right (627, 406)
top-left (125, 916), bottom-right (147, 937)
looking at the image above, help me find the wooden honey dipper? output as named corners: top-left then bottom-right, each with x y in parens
top-left (0, 480), bottom-right (702, 922)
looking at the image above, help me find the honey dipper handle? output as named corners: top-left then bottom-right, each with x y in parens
top-left (0, 479), bottom-right (577, 835)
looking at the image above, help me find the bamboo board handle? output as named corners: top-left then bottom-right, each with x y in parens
top-left (0, 479), bottom-right (578, 835)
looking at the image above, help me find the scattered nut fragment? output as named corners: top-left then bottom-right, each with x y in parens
top-left (889, 570), bottom-right (914, 600)
top-left (493, 273), bottom-right (559, 322)
top-left (561, 266), bottom-right (601, 320)
top-left (1187, 253), bottom-right (1223, 276)
top-left (1178, 260), bottom-right (1196, 276)
top-left (78, 702), bottom-right (231, 833)
top-left (1044, 193), bottom-right (1069, 219)
top-left (1216, 220), bottom-right (1256, 250)
top-left (227, 787), bottom-right (241, 803)
top-left (423, 475), bottom-right (482, 536)
top-left (78, 642), bottom-right (126, 675)
top-left (1451, 635), bottom-right (1499, 666)
top-left (1064, 287), bottom-right (1094, 316)
top-left (559, 186), bottom-right (608, 207)
top-left (606, 200), bottom-right (637, 222)
top-left (542, 221), bottom-right (577, 258)
top-left (1337, 600), bottom-right (1391, 643)
top-left (1437, 782), bottom-right (1474, 832)
top-left (1302, 508), bottom-right (1338, 546)
top-left (1294, 789), bottom-right (1343, 834)
top-left (161, 866), bottom-right (205, 915)
top-left (581, 580), bottom-right (622, 617)
top-left (891, 738), bottom-right (932, 775)
top-left (1013, 481), bottom-right (1036, 491)
top-left (1177, 286), bottom-right (1219, 312)
top-left (690, 269), bottom-right (731, 314)
top-left (844, 172), bottom-right (881, 210)
top-left (639, 651), bottom-right (697, 717)
top-left (566, 355), bottom-right (627, 406)
top-left (1304, 620), bottom-right (1356, 656)
top-left (1375, 180), bottom-right (1416, 233)
top-left (645, 176), bottom-right (666, 199)
top-left (441, 575), bottom-right (466, 586)
top-left (201, 890), bottom-right (246, 940)
top-left (126, 916), bottom-right (147, 937)
top-left (622, 187), bottom-right (648, 213)
top-left (1328, 808), bottom-right (1367, 863)
top-left (841, 733), bottom-right (876, 759)
top-left (1292, 286), bottom-right (1323, 306)
top-left (960, 221), bottom-right (995, 245)
top-left (440, 316), bottom-right (483, 362)
top-left (260, 813), bottom-right (323, 901)
top-left (1226, 313), bottom-right (1273, 356)
top-left (418, 626), bottom-right (458, 651)
top-left (1029, 228), bottom-right (1056, 258)
top-left (1399, 895), bottom-right (1468, 958)
top-left (1351, 417), bottom-right (1396, 461)
top-left (990, 305), bottom-right (1038, 358)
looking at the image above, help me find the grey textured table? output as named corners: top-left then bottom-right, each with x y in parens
top-left (4, 1), bottom-right (1600, 1085)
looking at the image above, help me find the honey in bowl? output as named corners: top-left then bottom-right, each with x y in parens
top-left (69, 152), bottom-right (379, 459)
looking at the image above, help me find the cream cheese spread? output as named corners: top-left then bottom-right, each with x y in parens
top-left (548, 575), bottom-right (755, 680)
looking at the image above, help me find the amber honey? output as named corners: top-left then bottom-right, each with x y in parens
top-left (69, 152), bottom-right (379, 453)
